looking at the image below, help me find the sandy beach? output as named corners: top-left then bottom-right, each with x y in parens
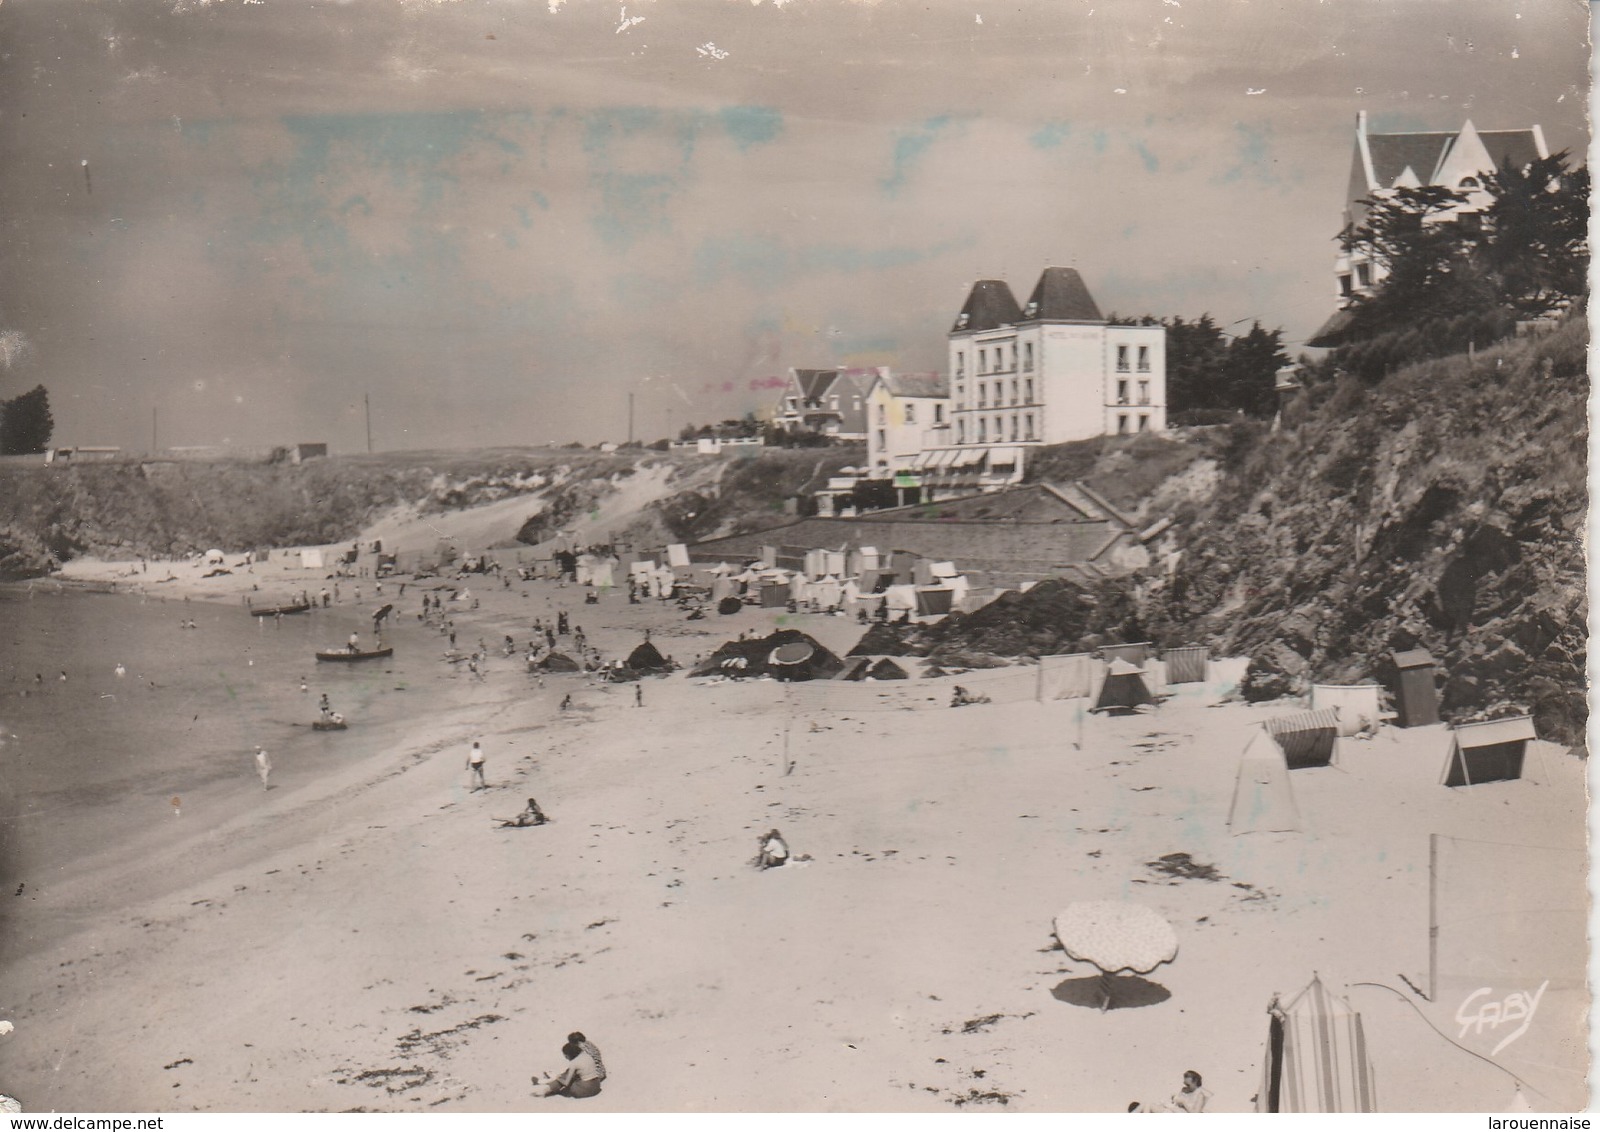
top-left (0, 515), bottom-right (1585, 1113)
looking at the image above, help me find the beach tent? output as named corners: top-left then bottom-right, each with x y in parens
top-left (1038, 653), bottom-right (1097, 700)
top-left (915, 588), bottom-right (954, 616)
top-left (1258, 975), bottom-right (1377, 1112)
top-left (539, 651), bottom-right (581, 672)
top-left (666, 543), bottom-right (690, 568)
top-left (1227, 730), bottom-right (1302, 835)
top-left (1440, 716), bottom-right (1537, 787)
top-left (884, 584), bottom-right (919, 613)
top-left (760, 583), bottom-right (788, 608)
top-left (866, 657), bottom-right (910, 680)
top-left (811, 576), bottom-right (843, 609)
top-left (804, 549), bottom-right (829, 578)
top-left (789, 572), bottom-right (807, 602)
top-left (300, 548), bottom-right (325, 570)
top-left (205, 548), bottom-right (225, 565)
top-left (1101, 641), bottom-right (1152, 666)
top-left (1310, 684), bottom-right (1383, 736)
top-left (1391, 649), bottom-right (1441, 727)
top-left (825, 551), bottom-right (846, 576)
top-left (591, 561), bottom-right (615, 589)
top-left (710, 575), bottom-right (735, 604)
top-left (630, 560), bottom-right (656, 579)
top-left (1162, 645), bottom-right (1209, 685)
top-left (835, 657), bottom-right (873, 681)
top-left (1092, 659), bottom-right (1155, 713)
top-left (626, 640), bottom-right (672, 674)
top-left (1263, 709), bottom-right (1340, 769)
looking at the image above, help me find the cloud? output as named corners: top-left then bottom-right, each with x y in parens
top-left (882, 114), bottom-right (954, 196)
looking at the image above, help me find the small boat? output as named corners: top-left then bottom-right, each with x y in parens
top-left (252, 603), bottom-right (313, 617)
top-left (315, 647), bottom-right (394, 662)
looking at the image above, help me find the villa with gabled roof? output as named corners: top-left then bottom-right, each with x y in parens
top-left (1333, 111), bottom-right (1549, 306)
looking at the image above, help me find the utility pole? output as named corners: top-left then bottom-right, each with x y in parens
top-left (627, 392), bottom-right (634, 446)
top-left (364, 393), bottom-right (373, 454)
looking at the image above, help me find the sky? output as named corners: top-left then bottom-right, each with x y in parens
top-left (0, 0), bottom-right (1588, 452)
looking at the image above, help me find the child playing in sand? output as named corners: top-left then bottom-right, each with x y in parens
top-left (756, 829), bottom-right (789, 869)
top-left (254, 747), bottom-right (272, 790)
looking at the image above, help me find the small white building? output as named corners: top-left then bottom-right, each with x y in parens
top-left (864, 371), bottom-right (950, 477)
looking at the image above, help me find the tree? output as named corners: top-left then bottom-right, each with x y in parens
top-left (0, 384), bottom-right (53, 454)
top-left (1339, 184), bottom-right (1490, 338)
top-left (1222, 323), bottom-right (1290, 416)
top-left (1478, 151), bottom-right (1589, 317)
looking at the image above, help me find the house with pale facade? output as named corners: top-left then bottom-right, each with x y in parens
top-left (1332, 111), bottom-right (1549, 307)
top-left (911, 267), bottom-right (1167, 499)
top-left (769, 367), bottom-right (883, 441)
top-left (864, 371), bottom-right (950, 476)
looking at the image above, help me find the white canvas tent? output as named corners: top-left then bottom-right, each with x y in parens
top-left (1227, 729), bottom-right (1302, 834)
top-left (300, 548), bottom-right (325, 570)
top-left (1310, 684), bottom-right (1382, 736)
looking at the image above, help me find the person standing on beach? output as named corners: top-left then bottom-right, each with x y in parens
top-left (254, 747), bottom-right (272, 790)
top-left (467, 740), bottom-right (487, 790)
top-left (634, 684), bottom-right (642, 707)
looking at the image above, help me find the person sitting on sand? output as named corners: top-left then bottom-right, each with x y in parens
top-left (497, 797), bottom-right (549, 827)
top-left (1163, 1071), bottom-right (1210, 1113)
top-left (560, 694), bottom-right (573, 711)
top-left (347, 631), bottom-right (360, 654)
top-left (756, 828), bottom-right (790, 869)
top-left (534, 1040), bottom-right (604, 1098)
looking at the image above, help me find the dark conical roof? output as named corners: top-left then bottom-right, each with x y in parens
top-left (1021, 267), bottom-right (1103, 322)
top-left (951, 279), bottom-right (1022, 334)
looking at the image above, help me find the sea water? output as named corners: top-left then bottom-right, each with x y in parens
top-left (0, 583), bottom-right (449, 911)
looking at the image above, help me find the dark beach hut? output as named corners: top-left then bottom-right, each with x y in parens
top-left (690, 630), bottom-right (844, 681)
top-left (915, 588), bottom-right (954, 616)
top-left (760, 583), bottom-right (788, 608)
top-left (1091, 658), bottom-right (1155, 713)
top-left (1263, 708), bottom-right (1339, 769)
top-left (1441, 716), bottom-right (1537, 787)
top-left (1391, 649), bottom-right (1441, 728)
top-left (1102, 641), bottom-right (1152, 666)
top-left (539, 651), bottom-right (581, 672)
top-left (626, 640), bottom-right (672, 674)
top-left (835, 657), bottom-right (873, 681)
top-left (1162, 645), bottom-right (1210, 685)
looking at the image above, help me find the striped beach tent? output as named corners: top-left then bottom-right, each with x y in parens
top-left (1258, 975), bottom-right (1377, 1112)
top-left (1162, 645), bottom-right (1209, 685)
top-left (1263, 708), bottom-right (1340, 769)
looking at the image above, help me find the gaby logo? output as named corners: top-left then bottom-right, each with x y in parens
top-left (1455, 981), bottom-right (1549, 1056)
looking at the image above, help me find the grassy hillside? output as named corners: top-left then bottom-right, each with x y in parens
top-left (0, 444), bottom-right (869, 580)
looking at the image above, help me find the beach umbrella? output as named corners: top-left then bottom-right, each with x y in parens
top-left (1054, 901), bottom-right (1178, 1011)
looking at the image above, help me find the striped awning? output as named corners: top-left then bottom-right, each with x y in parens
top-left (1264, 709), bottom-right (1340, 769)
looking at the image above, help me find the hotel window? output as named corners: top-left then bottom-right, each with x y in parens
top-left (934, 404), bottom-right (945, 424)
top-left (1010, 415), bottom-right (1018, 442)
top-left (1008, 344), bottom-right (1016, 371)
top-left (830, 395), bottom-right (839, 410)
top-left (956, 384), bottom-right (965, 409)
top-left (1010, 379), bottom-right (1018, 405)
top-left (786, 396), bottom-right (798, 411)
top-left (958, 419), bottom-right (967, 444)
top-left (905, 403), bottom-right (916, 425)
top-left (1138, 380), bottom-right (1150, 405)
top-left (877, 403), bottom-right (887, 425)
top-left (1355, 263), bottom-right (1371, 288)
top-left (1117, 379), bottom-right (1129, 405)
top-left (978, 384), bottom-right (987, 408)
top-left (956, 352), bottom-right (965, 378)
top-left (995, 415), bottom-right (1004, 439)
top-left (877, 429), bottom-right (887, 449)
top-left (1117, 414), bottom-right (1129, 435)
top-left (1025, 378), bottom-right (1034, 403)
top-left (1024, 342), bottom-right (1033, 371)
top-left (1339, 274), bottom-right (1353, 297)
top-left (979, 349), bottom-right (987, 373)
top-left (978, 419), bottom-right (987, 443)
top-left (1137, 415), bottom-right (1149, 432)
top-left (1116, 344), bottom-right (1130, 372)
top-left (1024, 413), bottom-right (1035, 440)
top-left (1137, 345), bottom-right (1150, 372)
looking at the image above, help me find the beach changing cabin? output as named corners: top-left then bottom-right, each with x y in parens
top-left (1101, 641), bottom-right (1152, 666)
top-left (1161, 645), bottom-right (1209, 685)
top-left (1440, 716), bottom-right (1537, 787)
top-left (1391, 648), bottom-right (1441, 727)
